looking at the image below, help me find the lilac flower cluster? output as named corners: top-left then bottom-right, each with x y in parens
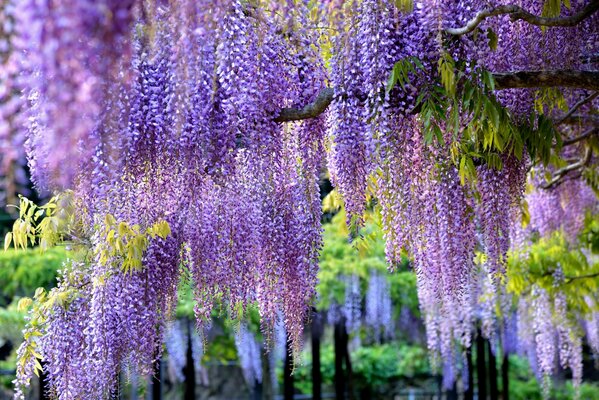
top-left (365, 271), bottom-right (393, 341)
top-left (326, 0), bottom-right (596, 387)
top-left (14, 2), bottom-right (326, 398)
top-left (10, 0), bottom-right (598, 396)
top-left (515, 286), bottom-right (585, 396)
top-left (234, 323), bottom-right (263, 388)
top-left (0, 0), bottom-right (29, 207)
top-left (164, 321), bottom-right (187, 383)
top-left (475, 157), bottom-right (528, 341)
top-left (585, 298), bottom-right (599, 357)
top-left (527, 176), bottom-right (597, 241)
top-left (14, 0), bottom-right (137, 191)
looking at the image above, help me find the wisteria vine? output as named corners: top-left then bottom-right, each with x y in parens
top-left (1, 0), bottom-right (598, 398)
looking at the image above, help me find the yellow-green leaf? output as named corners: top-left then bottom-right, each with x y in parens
top-left (4, 232), bottom-right (12, 251)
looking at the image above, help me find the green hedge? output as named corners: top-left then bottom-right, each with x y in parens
top-left (0, 247), bottom-right (66, 307)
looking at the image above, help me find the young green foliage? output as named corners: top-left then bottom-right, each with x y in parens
top-left (97, 214), bottom-right (171, 273)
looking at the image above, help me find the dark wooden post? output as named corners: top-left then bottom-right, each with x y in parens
top-left (284, 337), bottom-right (294, 400)
top-left (488, 341), bottom-right (498, 400)
top-left (465, 346), bottom-right (474, 400)
top-left (311, 309), bottom-right (322, 400)
top-left (334, 319), bottom-right (345, 400)
top-left (183, 320), bottom-right (196, 400)
top-left (476, 331), bottom-right (487, 400)
top-left (501, 354), bottom-right (509, 400)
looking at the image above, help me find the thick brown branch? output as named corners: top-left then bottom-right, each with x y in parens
top-left (493, 70), bottom-right (599, 91)
top-left (274, 88), bottom-right (334, 122)
top-left (542, 147), bottom-right (592, 189)
top-left (556, 92), bottom-right (599, 125)
top-left (566, 272), bottom-right (599, 284)
top-left (559, 114), bottom-right (599, 125)
top-left (275, 70), bottom-right (599, 122)
top-left (446, 0), bottom-right (599, 35)
top-left (563, 128), bottom-right (598, 146)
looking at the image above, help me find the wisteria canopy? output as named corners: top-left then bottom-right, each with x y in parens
top-left (0, 0), bottom-right (598, 398)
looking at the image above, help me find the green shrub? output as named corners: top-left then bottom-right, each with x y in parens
top-left (0, 247), bottom-right (66, 306)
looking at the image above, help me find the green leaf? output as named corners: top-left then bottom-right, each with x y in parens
top-left (395, 0), bottom-right (414, 13)
top-left (486, 28), bottom-right (498, 51)
top-left (483, 70), bottom-right (495, 92)
top-left (459, 156), bottom-right (468, 185)
top-left (4, 232), bottom-right (12, 251)
top-left (17, 297), bottom-right (33, 312)
top-left (386, 63), bottom-right (398, 93)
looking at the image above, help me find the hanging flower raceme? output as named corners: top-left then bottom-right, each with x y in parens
top-left (234, 323), bottom-right (263, 388)
top-left (15, 0), bottom-right (138, 191)
top-left (0, 0), bottom-right (30, 207)
top-left (365, 271), bottom-right (393, 341)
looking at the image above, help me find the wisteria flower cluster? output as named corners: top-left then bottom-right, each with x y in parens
top-left (9, 1), bottom-right (326, 398)
top-left (325, 0), bottom-right (597, 387)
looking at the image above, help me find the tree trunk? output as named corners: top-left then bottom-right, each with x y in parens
top-left (262, 349), bottom-right (274, 400)
top-left (253, 378), bottom-right (263, 400)
top-left (184, 320), bottom-right (196, 400)
top-left (39, 361), bottom-right (49, 400)
top-left (488, 341), bottom-right (498, 400)
top-left (284, 336), bottom-right (294, 400)
top-left (130, 372), bottom-right (139, 400)
top-left (334, 319), bottom-right (346, 400)
top-left (447, 382), bottom-right (458, 400)
top-left (465, 346), bottom-right (474, 400)
top-left (476, 331), bottom-right (487, 400)
top-left (312, 309), bottom-right (322, 400)
top-left (342, 323), bottom-right (353, 400)
top-left (501, 354), bottom-right (509, 400)
top-left (151, 359), bottom-right (162, 400)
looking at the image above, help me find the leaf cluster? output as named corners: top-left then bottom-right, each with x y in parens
top-left (97, 214), bottom-right (171, 273)
top-left (507, 226), bottom-right (599, 316)
top-left (0, 247), bottom-right (65, 307)
top-left (4, 193), bottom-right (74, 252)
top-left (386, 55), bottom-right (563, 186)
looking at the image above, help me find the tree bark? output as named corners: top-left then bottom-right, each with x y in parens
top-left (39, 361), bottom-right (49, 400)
top-left (465, 346), bottom-right (474, 400)
top-left (334, 319), bottom-right (346, 400)
top-left (488, 341), bottom-right (499, 400)
top-left (501, 354), bottom-right (510, 400)
top-left (183, 320), bottom-right (196, 400)
top-left (274, 88), bottom-right (334, 122)
top-left (253, 378), bottom-right (263, 400)
top-left (311, 309), bottom-right (322, 400)
top-left (151, 359), bottom-right (162, 400)
top-left (284, 336), bottom-right (294, 400)
top-left (447, 381), bottom-right (459, 400)
top-left (275, 70), bottom-right (599, 122)
top-left (493, 70), bottom-right (599, 91)
top-left (476, 332), bottom-right (487, 400)
top-left (342, 323), bottom-right (353, 400)
top-left (445, 0), bottom-right (599, 35)
top-left (262, 349), bottom-right (274, 400)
